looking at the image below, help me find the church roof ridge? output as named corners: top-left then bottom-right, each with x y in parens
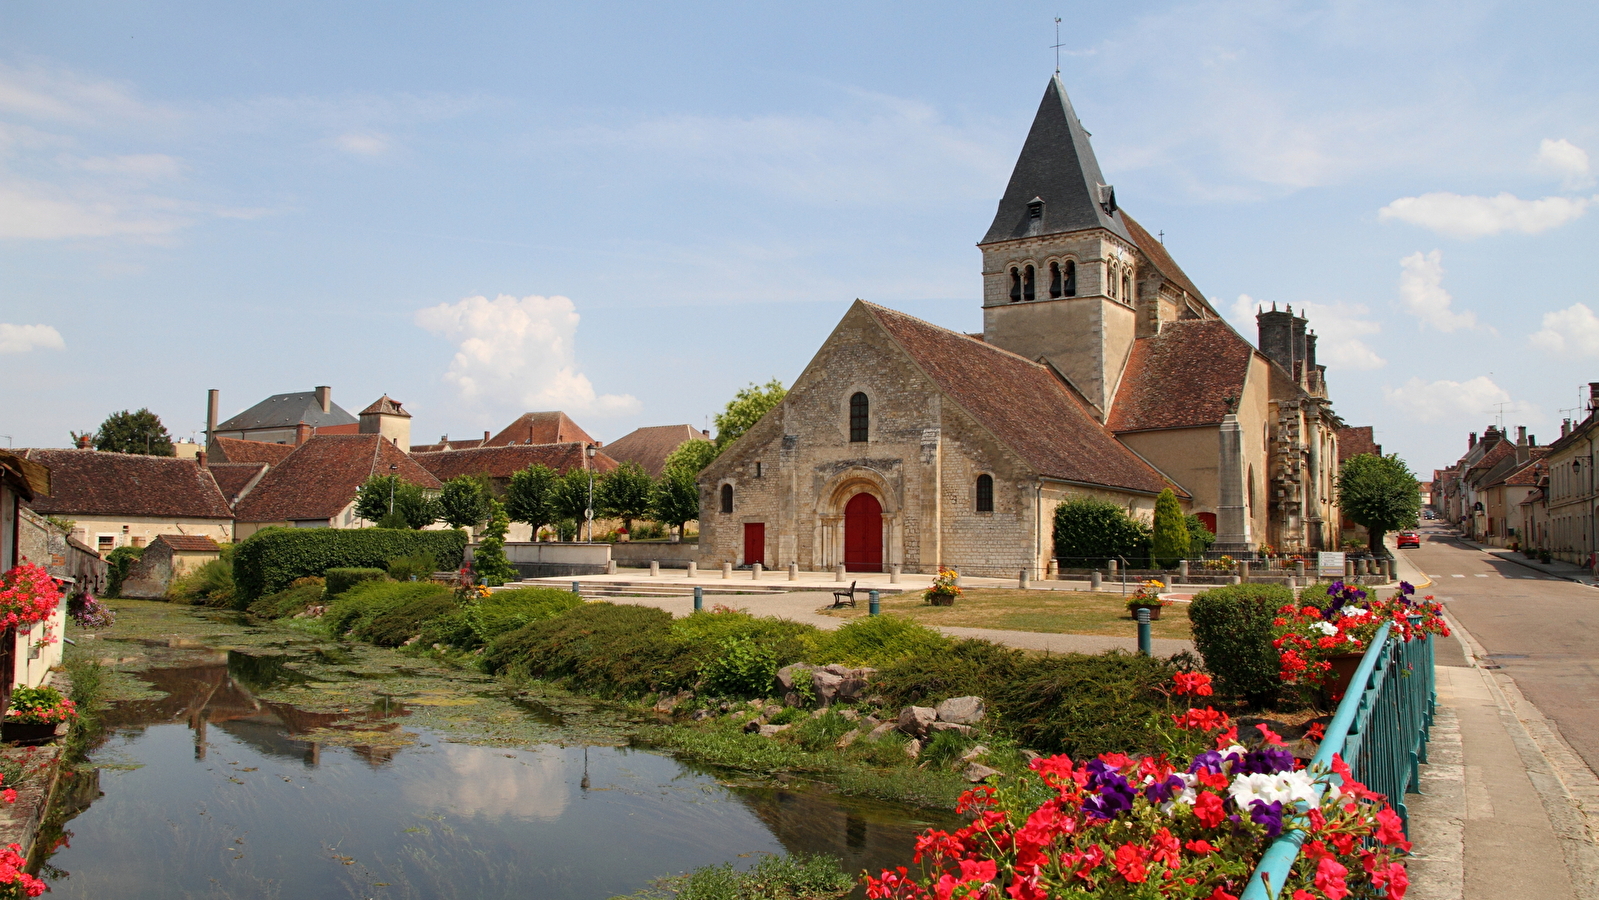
top-left (980, 74), bottom-right (1134, 246)
top-left (854, 300), bottom-right (1049, 369)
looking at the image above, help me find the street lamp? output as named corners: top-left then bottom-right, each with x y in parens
top-left (585, 445), bottom-right (597, 542)
top-left (388, 463), bottom-right (399, 519)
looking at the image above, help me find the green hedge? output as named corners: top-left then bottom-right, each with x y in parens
top-left (325, 581), bottom-right (454, 638)
top-left (482, 603), bottom-right (695, 697)
top-left (233, 528), bottom-right (467, 602)
top-left (326, 568), bottom-right (387, 598)
top-left (465, 587), bottom-right (584, 645)
top-left (1187, 584), bottom-right (1293, 705)
top-left (991, 651), bottom-right (1185, 758)
top-left (246, 581), bottom-right (326, 619)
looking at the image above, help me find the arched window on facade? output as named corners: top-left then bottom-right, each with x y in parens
top-left (720, 483), bottom-right (734, 514)
top-left (1048, 262), bottom-right (1062, 299)
top-left (1009, 268), bottom-right (1022, 303)
top-left (849, 392), bottom-right (869, 442)
top-left (1023, 265), bottom-right (1036, 302)
top-left (975, 474), bottom-right (994, 513)
top-left (1063, 260), bottom-right (1076, 296)
top-left (1122, 274), bottom-right (1131, 303)
top-left (1107, 264), bottom-right (1117, 298)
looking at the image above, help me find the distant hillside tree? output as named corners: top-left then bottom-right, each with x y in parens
top-left (93, 408), bottom-right (175, 455)
top-left (713, 379), bottom-right (786, 451)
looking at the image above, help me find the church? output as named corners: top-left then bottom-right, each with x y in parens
top-left (697, 76), bottom-right (1343, 577)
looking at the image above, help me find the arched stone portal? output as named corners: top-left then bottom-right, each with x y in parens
top-left (844, 493), bottom-right (883, 572)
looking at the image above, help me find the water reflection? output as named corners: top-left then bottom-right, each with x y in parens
top-left (43, 649), bottom-right (949, 899)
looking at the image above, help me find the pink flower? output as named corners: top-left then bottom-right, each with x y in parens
top-left (1314, 856), bottom-right (1350, 900)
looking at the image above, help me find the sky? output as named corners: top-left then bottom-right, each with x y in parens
top-left (3, 1), bottom-right (1598, 478)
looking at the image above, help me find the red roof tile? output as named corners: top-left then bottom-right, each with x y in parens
top-left (486, 412), bottom-right (597, 448)
top-left (234, 435), bottom-right (440, 523)
top-left (1107, 319), bottom-right (1254, 433)
top-left (409, 437), bottom-right (486, 453)
top-left (359, 395), bottom-right (411, 417)
top-left (211, 437), bottom-right (296, 466)
top-left (156, 534), bottom-right (221, 552)
top-left (20, 450), bottom-right (232, 519)
top-left (413, 443), bottom-right (618, 482)
top-left (863, 303), bottom-right (1176, 496)
top-left (207, 462), bottom-right (268, 505)
top-left (602, 425), bottom-right (709, 477)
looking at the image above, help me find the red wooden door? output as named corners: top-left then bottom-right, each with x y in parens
top-left (844, 493), bottom-right (883, 573)
top-left (743, 522), bottom-right (766, 566)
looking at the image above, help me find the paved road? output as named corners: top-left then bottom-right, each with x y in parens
top-left (1405, 522), bottom-right (1599, 777)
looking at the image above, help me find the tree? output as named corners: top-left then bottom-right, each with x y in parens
top-left (652, 466), bottom-right (701, 539)
top-left (92, 408), bottom-right (174, 455)
top-left (1151, 488), bottom-right (1190, 568)
top-left (505, 464), bottom-right (558, 537)
top-left (470, 499), bottom-right (517, 586)
top-left (550, 467), bottom-right (596, 530)
top-left (662, 438), bottom-right (719, 475)
top-left (1338, 453), bottom-right (1422, 553)
top-left (713, 379), bottom-right (786, 451)
top-left (596, 462), bottom-right (655, 533)
top-left (1051, 497), bottom-right (1151, 567)
top-left (437, 475), bottom-right (493, 530)
top-left (1185, 514), bottom-right (1216, 559)
top-left (354, 476), bottom-right (438, 529)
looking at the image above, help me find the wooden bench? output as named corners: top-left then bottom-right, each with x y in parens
top-left (831, 581), bottom-right (858, 608)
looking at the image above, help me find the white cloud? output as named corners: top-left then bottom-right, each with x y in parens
top-left (415, 293), bottom-right (640, 417)
top-left (1378, 191), bottom-right (1591, 239)
top-left (78, 153), bottom-right (183, 180)
top-left (334, 132), bottom-right (389, 156)
top-left (0, 182), bottom-right (186, 240)
top-left (1535, 138), bottom-right (1594, 190)
top-left (0, 324), bottom-right (64, 354)
top-left (1398, 251), bottom-right (1478, 333)
top-left (1382, 376), bottom-right (1536, 425)
top-left (1226, 294), bottom-right (1384, 371)
top-left (1528, 303), bottom-right (1599, 356)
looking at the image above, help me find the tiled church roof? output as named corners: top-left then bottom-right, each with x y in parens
top-left (1107, 319), bottom-right (1254, 433)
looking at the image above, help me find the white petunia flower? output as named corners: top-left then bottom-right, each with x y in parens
top-left (1313, 621), bottom-right (1339, 636)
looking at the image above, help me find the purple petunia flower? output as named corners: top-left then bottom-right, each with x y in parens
top-left (1083, 772), bottom-right (1137, 820)
top-left (1249, 799), bottom-right (1287, 838)
top-left (1144, 774), bottom-right (1186, 804)
top-left (1188, 750), bottom-right (1227, 775)
top-left (1235, 747), bottom-right (1297, 776)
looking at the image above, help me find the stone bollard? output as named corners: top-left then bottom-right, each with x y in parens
top-left (1384, 559), bottom-right (1395, 581)
top-left (889, 564), bottom-right (901, 584)
top-left (1109, 559), bottom-right (1119, 576)
top-left (788, 562), bottom-right (798, 581)
top-left (1295, 560), bottom-right (1306, 579)
top-left (752, 563), bottom-right (762, 580)
top-left (1019, 568), bottom-right (1030, 589)
top-left (722, 562), bottom-right (732, 580)
top-left (650, 560), bottom-right (660, 577)
top-left (954, 573), bottom-right (962, 588)
top-left (1345, 559), bottom-right (1356, 581)
top-left (687, 560), bottom-right (697, 578)
top-left (1091, 570), bottom-right (1102, 591)
top-left (606, 560), bottom-right (617, 575)
top-left (1179, 560), bottom-right (1189, 581)
top-left (1287, 575), bottom-right (1297, 589)
top-left (1229, 574), bottom-right (1241, 585)
top-left (834, 564), bottom-right (846, 582)
top-left (1048, 559), bottom-right (1059, 579)
top-left (1239, 561), bottom-right (1251, 582)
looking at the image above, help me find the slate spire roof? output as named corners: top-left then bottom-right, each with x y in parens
top-left (981, 75), bottom-right (1134, 246)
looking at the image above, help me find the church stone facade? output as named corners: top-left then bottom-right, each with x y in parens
top-left (697, 76), bottom-right (1342, 575)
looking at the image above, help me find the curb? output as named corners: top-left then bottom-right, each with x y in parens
top-left (1445, 535), bottom-right (1596, 587)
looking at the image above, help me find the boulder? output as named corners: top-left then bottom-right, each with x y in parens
top-left (653, 691), bottom-right (692, 713)
top-left (810, 669), bottom-right (845, 705)
top-left (935, 696), bottom-right (985, 725)
top-left (960, 744), bottom-right (990, 763)
top-left (691, 709), bottom-right (712, 721)
top-left (904, 739), bottom-right (923, 759)
top-left (776, 664), bottom-right (814, 693)
top-left (898, 706), bottom-right (938, 738)
top-left (742, 719), bottom-right (764, 734)
top-left (762, 704), bottom-right (783, 719)
top-left (963, 763), bottom-right (1000, 783)
top-left (835, 666), bottom-right (877, 703)
top-left (928, 722), bottom-right (974, 737)
top-left (758, 724), bottom-right (792, 738)
top-left (836, 730), bottom-right (862, 750)
top-left (866, 722), bottom-right (898, 742)
top-left (1018, 749), bottom-right (1040, 763)
top-left (839, 709), bottom-right (860, 722)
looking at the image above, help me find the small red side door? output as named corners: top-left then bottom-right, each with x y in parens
top-left (743, 523), bottom-right (766, 566)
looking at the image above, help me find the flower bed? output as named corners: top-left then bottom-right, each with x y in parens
top-left (0, 565), bottom-right (61, 628)
top-left (1272, 582), bottom-right (1448, 693)
top-left (864, 672), bottom-right (1411, 900)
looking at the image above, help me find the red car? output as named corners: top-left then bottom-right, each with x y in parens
top-left (1396, 532), bottom-right (1421, 549)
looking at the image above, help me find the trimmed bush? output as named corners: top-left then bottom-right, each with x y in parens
top-left (326, 568), bottom-right (387, 598)
top-left (990, 651), bottom-right (1182, 758)
top-left (166, 556), bottom-right (235, 607)
top-left (246, 581), bottom-right (325, 619)
top-left (481, 602), bottom-right (693, 697)
top-left (1052, 497), bottom-right (1152, 567)
top-left (324, 581), bottom-right (453, 638)
top-left (232, 527), bottom-right (468, 602)
top-left (358, 592), bottom-right (461, 647)
top-left (465, 587), bottom-right (584, 645)
top-left (811, 615), bottom-right (951, 667)
top-left (672, 610), bottom-right (818, 668)
top-left (1187, 583), bottom-right (1293, 705)
top-left (386, 554), bottom-right (438, 582)
top-left (873, 638), bottom-right (1026, 707)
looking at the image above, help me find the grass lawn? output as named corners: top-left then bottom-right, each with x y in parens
top-left (817, 588), bottom-right (1193, 641)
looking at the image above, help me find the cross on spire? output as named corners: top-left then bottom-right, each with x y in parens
top-left (1052, 17), bottom-right (1064, 74)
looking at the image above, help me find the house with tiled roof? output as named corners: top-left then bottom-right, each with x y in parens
top-left (699, 76), bottom-right (1347, 575)
top-left (119, 534), bottom-right (223, 599)
top-left (210, 386), bottom-right (360, 445)
top-left (233, 435), bottom-right (441, 539)
top-left (485, 412), bottom-right (597, 448)
top-left (413, 443), bottom-right (619, 540)
top-left (603, 425), bottom-right (709, 478)
top-left (208, 462), bottom-right (270, 507)
top-left (210, 437), bottom-right (296, 466)
top-left (20, 449), bottom-right (234, 552)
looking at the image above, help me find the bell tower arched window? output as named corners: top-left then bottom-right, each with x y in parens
top-left (975, 474), bottom-right (994, 512)
top-left (1122, 273), bottom-right (1131, 303)
top-left (720, 484), bottom-right (734, 514)
top-left (1009, 268), bottom-right (1021, 303)
top-left (849, 392), bottom-right (869, 442)
top-left (1023, 265), bottom-right (1036, 302)
top-left (1063, 260), bottom-right (1076, 296)
top-left (1107, 264), bottom-right (1117, 298)
top-left (1048, 262), bottom-right (1062, 299)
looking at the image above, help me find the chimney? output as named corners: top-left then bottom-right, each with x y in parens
top-left (1517, 426), bottom-right (1527, 445)
top-left (295, 422), bottom-right (312, 446)
top-left (701, 429), bottom-right (710, 438)
top-left (1563, 419), bottom-right (1573, 438)
top-left (1516, 427), bottom-right (1530, 465)
top-left (1590, 382), bottom-right (1599, 413)
top-left (1256, 305), bottom-right (1296, 373)
top-left (76, 433), bottom-right (93, 450)
top-left (483, 430), bottom-right (491, 443)
top-left (197, 450), bottom-right (208, 469)
top-left (314, 386), bottom-right (332, 414)
top-left (206, 389), bottom-right (219, 447)
top-left (1469, 432), bottom-right (1477, 449)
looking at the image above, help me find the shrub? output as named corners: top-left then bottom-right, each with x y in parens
top-left (232, 528), bottom-right (467, 601)
top-left (873, 638), bottom-right (1026, 707)
top-left (104, 545), bottom-right (144, 598)
top-left (417, 609), bottom-right (477, 649)
top-left (246, 581), bottom-right (326, 619)
top-left (785, 708), bottom-right (855, 753)
top-left (1186, 514), bottom-right (1216, 558)
top-left (1052, 497), bottom-right (1151, 567)
top-left (700, 637), bottom-right (779, 698)
top-left (357, 592), bottom-right (460, 647)
top-left (672, 609), bottom-right (818, 669)
top-left (166, 556), bottom-right (235, 607)
top-left (324, 581), bottom-right (453, 638)
top-left (481, 602), bottom-right (692, 697)
top-left (811, 615), bottom-right (951, 667)
top-left (386, 554), bottom-right (438, 583)
top-left (326, 568), bottom-right (387, 598)
top-left (1151, 488), bottom-right (1189, 567)
top-left (464, 587), bottom-right (583, 645)
top-left (1187, 583), bottom-right (1293, 706)
top-left (470, 500), bottom-right (517, 586)
top-left (989, 651), bottom-right (1182, 758)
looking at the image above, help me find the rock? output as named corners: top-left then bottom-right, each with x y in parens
top-left (691, 709), bottom-right (712, 721)
top-left (839, 709), bottom-right (860, 721)
top-left (862, 715), bottom-right (881, 728)
top-left (811, 708), bottom-right (828, 718)
top-left (898, 705), bottom-right (938, 738)
top-left (762, 704), bottom-right (783, 719)
top-left (718, 700), bottom-right (732, 713)
top-left (653, 691), bottom-right (692, 713)
top-left (963, 763), bottom-right (1000, 783)
top-left (836, 730), bottom-right (861, 750)
top-left (782, 691), bottom-right (804, 708)
top-left (776, 664), bottom-right (814, 693)
top-left (961, 745), bottom-right (990, 762)
top-left (904, 739), bottom-right (922, 759)
top-left (935, 696), bottom-right (986, 725)
top-left (742, 719), bottom-right (765, 734)
top-left (929, 722), bottom-right (974, 736)
top-left (811, 669), bottom-right (845, 705)
top-left (866, 722), bottom-right (898, 742)
top-left (748, 698), bottom-right (765, 708)
top-left (758, 724), bottom-right (792, 738)
top-left (1019, 749), bottom-right (1040, 763)
top-left (835, 667), bottom-right (876, 703)
top-left (821, 663), bottom-right (853, 677)
top-left (865, 695), bottom-right (885, 706)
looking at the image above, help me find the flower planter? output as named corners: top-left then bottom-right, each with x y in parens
top-left (927, 592), bottom-right (956, 607)
top-left (1127, 603), bottom-right (1163, 620)
top-left (2, 721), bottom-right (58, 745)
top-left (1323, 652), bottom-right (1365, 700)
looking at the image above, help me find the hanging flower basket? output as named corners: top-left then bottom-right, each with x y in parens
top-left (0, 564), bottom-right (63, 628)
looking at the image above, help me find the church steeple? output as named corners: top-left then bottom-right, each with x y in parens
top-left (980, 75), bottom-right (1133, 246)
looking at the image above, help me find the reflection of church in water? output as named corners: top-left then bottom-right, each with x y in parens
top-left (101, 649), bottom-right (409, 768)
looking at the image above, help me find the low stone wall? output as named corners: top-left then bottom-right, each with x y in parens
top-left (468, 541), bottom-right (611, 578)
top-left (609, 541), bottom-right (700, 569)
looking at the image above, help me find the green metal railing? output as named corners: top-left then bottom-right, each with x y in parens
top-left (1240, 622), bottom-right (1436, 899)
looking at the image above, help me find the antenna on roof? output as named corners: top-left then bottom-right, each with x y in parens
top-left (1484, 401), bottom-right (1510, 430)
top-left (1052, 17), bottom-right (1063, 75)
top-left (1158, 230), bottom-right (1164, 244)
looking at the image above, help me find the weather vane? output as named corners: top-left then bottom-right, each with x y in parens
top-left (1052, 17), bottom-right (1064, 74)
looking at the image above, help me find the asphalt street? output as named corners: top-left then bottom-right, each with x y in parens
top-left (1405, 522), bottom-right (1599, 777)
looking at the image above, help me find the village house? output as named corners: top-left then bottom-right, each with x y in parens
top-left (119, 534), bottom-right (223, 599)
top-left (697, 75), bottom-right (1345, 576)
top-left (412, 443), bottom-right (619, 540)
top-left (232, 434), bottom-right (440, 539)
top-left (208, 386), bottom-right (360, 445)
top-left (602, 424), bottom-right (711, 478)
top-left (1541, 384), bottom-right (1599, 567)
top-left (18, 449), bottom-right (234, 550)
top-left (2, 450), bottom-right (82, 693)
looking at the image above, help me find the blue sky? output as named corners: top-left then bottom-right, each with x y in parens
top-left (3, 1), bottom-right (1597, 477)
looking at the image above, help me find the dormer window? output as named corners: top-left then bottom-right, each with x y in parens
top-left (1098, 183), bottom-right (1117, 214)
top-left (1009, 267), bottom-right (1022, 303)
top-left (1027, 197), bottom-right (1044, 220)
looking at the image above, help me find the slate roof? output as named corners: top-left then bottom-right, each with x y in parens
top-left (156, 534), bottom-right (221, 553)
top-left (981, 75), bottom-right (1134, 246)
top-left (19, 450), bottom-right (232, 519)
top-left (409, 436), bottom-right (487, 454)
top-left (207, 462), bottom-right (269, 506)
top-left (413, 444), bottom-right (618, 482)
top-left (1106, 319), bottom-right (1254, 433)
top-left (1121, 213), bottom-right (1213, 313)
top-left (215, 391), bottom-right (357, 432)
top-left (862, 303), bottom-right (1177, 496)
top-left (234, 435), bottom-right (440, 523)
top-left (602, 425), bottom-right (709, 477)
top-left (486, 412), bottom-right (597, 448)
top-left (359, 395), bottom-right (411, 418)
top-left (1337, 426), bottom-right (1382, 464)
top-left (210, 437), bottom-right (296, 466)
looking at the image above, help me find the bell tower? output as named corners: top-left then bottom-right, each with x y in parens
top-left (980, 76), bottom-right (1140, 419)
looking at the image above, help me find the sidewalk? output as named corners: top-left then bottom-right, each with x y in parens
top-left (1394, 548), bottom-right (1599, 900)
top-left (1447, 533), bottom-right (1598, 587)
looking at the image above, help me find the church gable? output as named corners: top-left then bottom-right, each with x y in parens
top-left (1107, 319), bottom-right (1254, 434)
